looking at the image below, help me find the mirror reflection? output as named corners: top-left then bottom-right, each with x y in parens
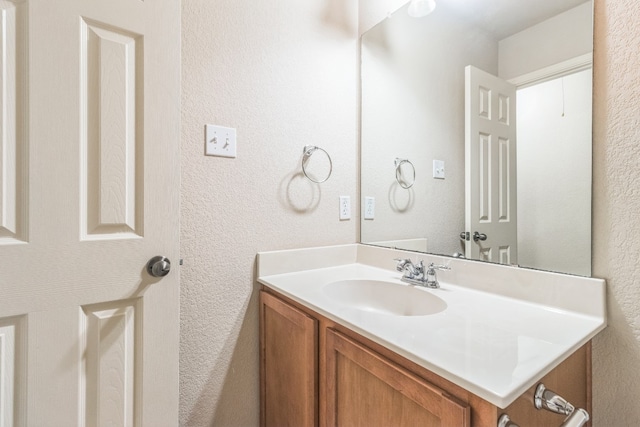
top-left (360, 0), bottom-right (593, 276)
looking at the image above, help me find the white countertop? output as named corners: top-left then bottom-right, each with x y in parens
top-left (257, 244), bottom-right (607, 408)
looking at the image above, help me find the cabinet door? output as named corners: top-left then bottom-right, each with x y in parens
top-left (260, 291), bottom-right (318, 427)
top-left (325, 329), bottom-right (470, 427)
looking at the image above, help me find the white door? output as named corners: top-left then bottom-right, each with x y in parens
top-left (464, 65), bottom-right (517, 264)
top-left (0, 0), bottom-right (180, 425)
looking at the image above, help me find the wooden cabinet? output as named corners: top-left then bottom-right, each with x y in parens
top-left (260, 291), bottom-right (318, 427)
top-left (325, 328), bottom-right (470, 427)
top-left (260, 289), bottom-right (591, 427)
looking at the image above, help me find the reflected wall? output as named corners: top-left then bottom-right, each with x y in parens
top-left (361, 1), bottom-right (593, 275)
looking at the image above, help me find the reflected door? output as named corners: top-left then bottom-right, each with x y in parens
top-left (464, 65), bottom-right (517, 264)
top-left (0, 0), bottom-right (180, 424)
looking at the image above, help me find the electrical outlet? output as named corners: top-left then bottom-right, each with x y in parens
top-left (205, 124), bottom-right (237, 158)
top-left (339, 196), bottom-right (351, 220)
top-left (364, 197), bottom-right (375, 220)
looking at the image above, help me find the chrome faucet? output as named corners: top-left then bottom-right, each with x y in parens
top-left (395, 258), bottom-right (424, 283)
top-left (395, 258), bottom-right (450, 288)
top-left (425, 263), bottom-right (451, 288)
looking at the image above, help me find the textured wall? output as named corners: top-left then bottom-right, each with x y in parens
top-left (180, 0), bottom-right (358, 425)
top-left (592, 0), bottom-right (640, 424)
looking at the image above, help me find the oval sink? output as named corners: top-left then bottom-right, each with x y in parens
top-left (323, 279), bottom-right (447, 316)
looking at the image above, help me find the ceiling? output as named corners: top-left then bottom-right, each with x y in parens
top-left (439, 0), bottom-right (591, 40)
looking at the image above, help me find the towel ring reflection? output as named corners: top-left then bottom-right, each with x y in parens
top-left (395, 158), bottom-right (415, 189)
top-left (302, 145), bottom-right (333, 183)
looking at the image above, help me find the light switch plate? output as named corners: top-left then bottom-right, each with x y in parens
top-left (205, 124), bottom-right (237, 158)
top-left (433, 160), bottom-right (445, 179)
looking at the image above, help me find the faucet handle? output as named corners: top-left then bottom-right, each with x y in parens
top-left (428, 263), bottom-right (451, 271)
top-left (394, 258), bottom-right (410, 271)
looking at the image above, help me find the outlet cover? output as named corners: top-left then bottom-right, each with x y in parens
top-left (205, 124), bottom-right (237, 158)
top-left (364, 197), bottom-right (375, 220)
top-left (339, 196), bottom-right (351, 220)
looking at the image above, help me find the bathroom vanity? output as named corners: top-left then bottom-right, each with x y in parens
top-left (257, 244), bottom-right (606, 427)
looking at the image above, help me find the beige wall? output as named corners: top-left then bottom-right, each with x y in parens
top-left (180, 0), bottom-right (358, 425)
top-left (517, 70), bottom-right (592, 276)
top-left (358, 0), bottom-right (407, 34)
top-left (179, 0), bottom-right (640, 425)
top-left (498, 2), bottom-right (593, 80)
top-left (592, 0), bottom-right (640, 424)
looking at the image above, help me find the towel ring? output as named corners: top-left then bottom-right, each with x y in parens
top-left (395, 158), bottom-right (415, 189)
top-left (302, 145), bottom-right (333, 183)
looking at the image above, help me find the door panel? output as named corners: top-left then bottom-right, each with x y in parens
top-left (0, 0), bottom-right (180, 425)
top-left (81, 299), bottom-right (142, 427)
top-left (81, 18), bottom-right (144, 240)
top-left (0, 0), bottom-right (28, 244)
top-left (0, 315), bottom-right (26, 426)
top-left (465, 65), bottom-right (517, 264)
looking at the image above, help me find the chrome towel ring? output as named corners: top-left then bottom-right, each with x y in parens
top-left (302, 145), bottom-right (333, 183)
top-left (395, 158), bottom-right (415, 189)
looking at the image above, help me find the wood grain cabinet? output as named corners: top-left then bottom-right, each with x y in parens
top-left (325, 328), bottom-right (470, 426)
top-left (260, 291), bottom-right (318, 427)
top-left (260, 289), bottom-right (591, 427)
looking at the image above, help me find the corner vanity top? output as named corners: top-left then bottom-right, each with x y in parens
top-left (257, 244), bottom-right (606, 408)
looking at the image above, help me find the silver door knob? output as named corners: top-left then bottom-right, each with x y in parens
top-left (147, 256), bottom-right (171, 277)
top-left (473, 231), bottom-right (487, 242)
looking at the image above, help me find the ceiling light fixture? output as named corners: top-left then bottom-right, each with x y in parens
top-left (408, 0), bottom-right (436, 18)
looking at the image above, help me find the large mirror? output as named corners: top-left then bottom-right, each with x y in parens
top-left (361, 0), bottom-right (593, 276)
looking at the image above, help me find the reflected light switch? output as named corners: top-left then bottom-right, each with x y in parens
top-left (433, 160), bottom-right (445, 179)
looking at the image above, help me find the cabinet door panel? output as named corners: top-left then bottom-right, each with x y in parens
top-left (325, 329), bottom-right (469, 427)
top-left (260, 291), bottom-right (318, 427)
